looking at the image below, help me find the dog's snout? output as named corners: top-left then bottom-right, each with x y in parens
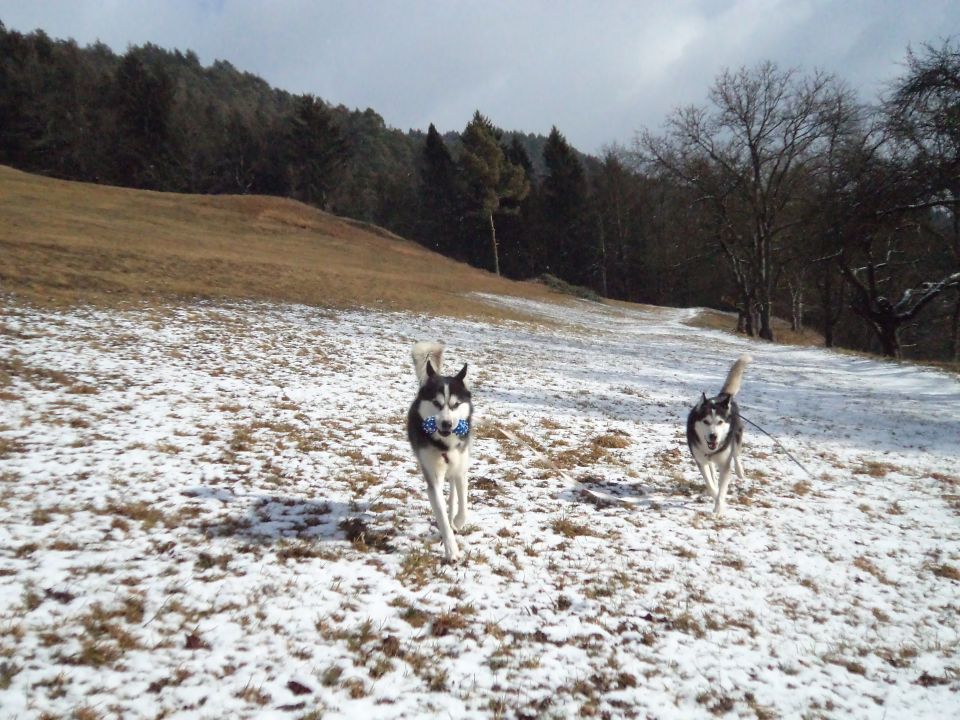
top-left (440, 420), bottom-right (453, 431)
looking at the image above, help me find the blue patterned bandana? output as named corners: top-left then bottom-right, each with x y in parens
top-left (421, 416), bottom-right (470, 437)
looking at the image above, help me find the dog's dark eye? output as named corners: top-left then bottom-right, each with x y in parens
top-left (449, 401), bottom-right (460, 409)
top-left (433, 400), bottom-right (442, 408)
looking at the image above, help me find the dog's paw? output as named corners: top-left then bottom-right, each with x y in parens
top-left (442, 543), bottom-right (462, 564)
top-left (451, 512), bottom-right (468, 531)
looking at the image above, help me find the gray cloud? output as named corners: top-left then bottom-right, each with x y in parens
top-left (1, 0), bottom-right (957, 153)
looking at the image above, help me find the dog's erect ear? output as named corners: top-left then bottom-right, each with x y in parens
top-left (455, 363), bottom-right (468, 382)
top-left (716, 393), bottom-right (731, 410)
top-left (697, 391), bottom-right (707, 408)
top-left (426, 361), bottom-right (437, 378)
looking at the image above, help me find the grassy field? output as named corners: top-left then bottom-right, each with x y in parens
top-left (0, 165), bottom-right (566, 320)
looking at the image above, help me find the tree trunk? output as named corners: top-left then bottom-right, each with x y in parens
top-left (876, 320), bottom-right (901, 359)
top-left (758, 301), bottom-right (774, 340)
top-left (597, 216), bottom-right (608, 297)
top-left (757, 229), bottom-right (775, 341)
top-left (790, 284), bottom-right (803, 333)
top-left (736, 310), bottom-right (748, 334)
top-left (488, 211), bottom-right (500, 276)
top-left (821, 268), bottom-right (835, 348)
top-left (952, 192), bottom-right (960, 361)
top-left (951, 289), bottom-right (960, 361)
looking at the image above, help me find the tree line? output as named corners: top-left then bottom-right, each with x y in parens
top-left (1, 22), bottom-right (957, 362)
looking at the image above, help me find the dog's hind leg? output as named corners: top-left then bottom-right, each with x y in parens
top-left (734, 451), bottom-right (746, 480)
top-left (422, 463), bottom-right (460, 562)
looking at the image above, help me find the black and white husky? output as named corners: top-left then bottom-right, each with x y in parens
top-left (407, 341), bottom-right (473, 562)
top-left (686, 354), bottom-right (752, 515)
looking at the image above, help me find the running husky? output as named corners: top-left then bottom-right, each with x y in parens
top-left (407, 341), bottom-right (473, 562)
top-left (686, 354), bottom-right (752, 515)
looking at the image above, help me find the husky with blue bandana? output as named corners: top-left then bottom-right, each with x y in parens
top-left (407, 341), bottom-right (473, 562)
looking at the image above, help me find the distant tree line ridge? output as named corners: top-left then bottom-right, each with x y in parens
top-left (1, 22), bottom-right (958, 361)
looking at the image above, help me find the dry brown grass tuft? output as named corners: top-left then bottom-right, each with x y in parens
top-left (396, 549), bottom-right (438, 588)
top-left (102, 501), bottom-right (169, 530)
top-left (791, 480), bottom-right (812, 496)
top-left (430, 610), bottom-right (470, 637)
top-left (590, 430), bottom-right (631, 450)
top-left (550, 517), bottom-right (596, 538)
top-left (931, 563), bottom-right (960, 581)
top-left (0, 436), bottom-right (25, 459)
top-left (853, 556), bottom-right (895, 585)
top-left (857, 460), bottom-right (897, 478)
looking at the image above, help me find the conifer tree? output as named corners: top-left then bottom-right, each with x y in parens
top-left (499, 136), bottom-right (538, 277)
top-left (459, 111), bottom-right (529, 275)
top-left (542, 126), bottom-right (592, 285)
top-left (285, 95), bottom-right (348, 209)
top-left (417, 123), bottom-right (460, 255)
top-left (113, 52), bottom-right (175, 188)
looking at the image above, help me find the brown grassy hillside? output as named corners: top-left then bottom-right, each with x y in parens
top-left (0, 165), bottom-right (561, 319)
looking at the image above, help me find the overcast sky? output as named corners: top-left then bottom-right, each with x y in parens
top-left (1, 1), bottom-right (958, 154)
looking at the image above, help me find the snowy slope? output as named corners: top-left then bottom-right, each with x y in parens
top-left (1, 295), bottom-right (958, 719)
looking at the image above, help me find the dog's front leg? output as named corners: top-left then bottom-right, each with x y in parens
top-left (446, 475), bottom-right (458, 524)
top-left (423, 463), bottom-right (460, 562)
top-left (445, 473), bottom-right (460, 528)
top-left (445, 450), bottom-right (470, 531)
top-left (713, 461), bottom-right (733, 515)
top-left (697, 459), bottom-right (719, 498)
top-left (450, 471), bottom-right (469, 532)
top-left (451, 472), bottom-right (469, 530)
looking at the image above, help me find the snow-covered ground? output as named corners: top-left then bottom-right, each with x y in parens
top-left (1, 295), bottom-right (958, 719)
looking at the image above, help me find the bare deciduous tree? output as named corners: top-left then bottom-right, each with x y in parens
top-left (887, 39), bottom-right (960, 358)
top-left (641, 62), bottom-right (836, 340)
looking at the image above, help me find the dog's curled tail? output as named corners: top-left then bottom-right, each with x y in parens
top-left (720, 354), bottom-right (752, 396)
top-left (412, 341), bottom-right (445, 386)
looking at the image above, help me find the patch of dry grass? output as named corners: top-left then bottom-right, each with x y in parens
top-left (550, 517), bottom-right (597, 538)
top-left (853, 556), bottom-right (896, 585)
top-left (685, 307), bottom-right (824, 347)
top-left (931, 563), bottom-right (960, 581)
top-left (552, 431), bottom-right (633, 470)
top-left (857, 460), bottom-right (897, 478)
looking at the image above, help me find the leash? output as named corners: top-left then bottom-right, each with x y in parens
top-left (738, 413), bottom-right (816, 479)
